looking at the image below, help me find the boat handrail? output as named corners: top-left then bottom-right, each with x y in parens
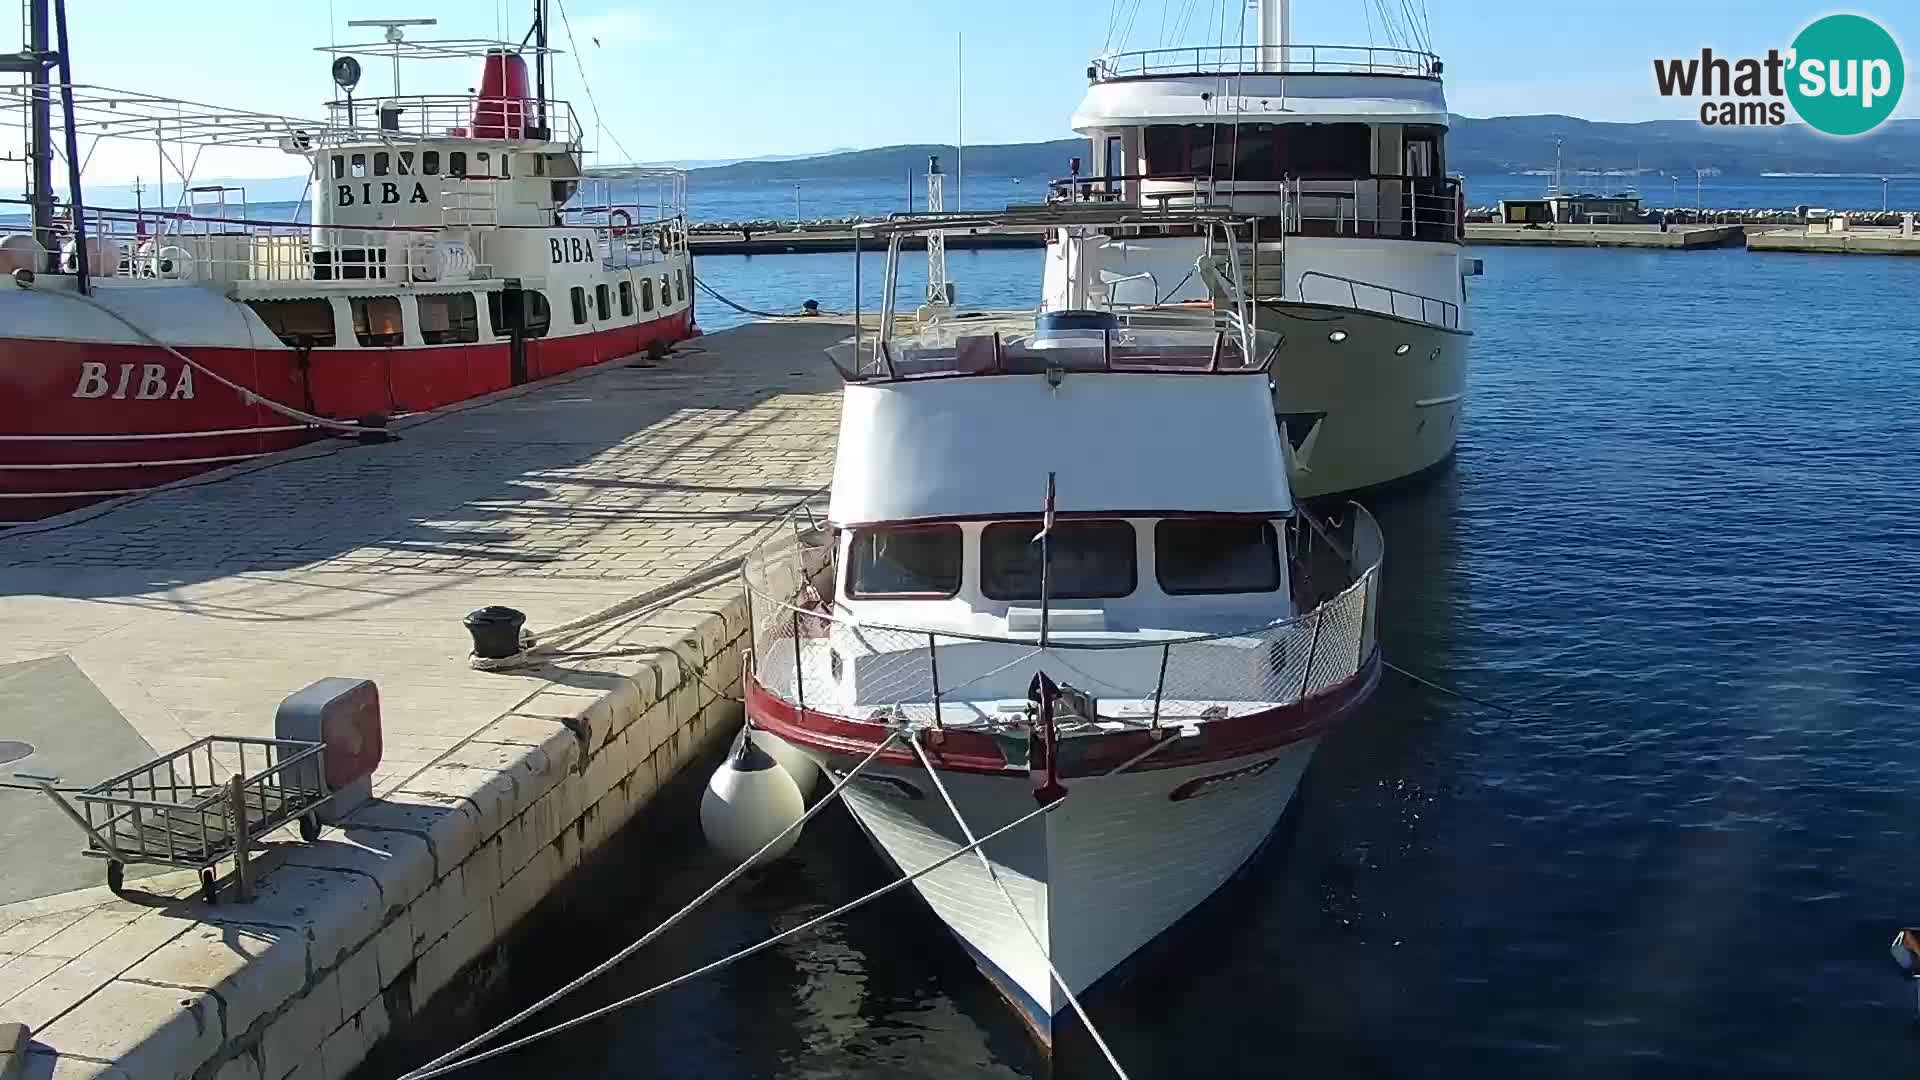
top-left (1297, 270), bottom-right (1460, 331)
top-left (740, 505), bottom-right (1384, 721)
top-left (321, 94), bottom-right (582, 147)
top-left (1092, 43), bottom-right (1441, 81)
top-left (11, 199), bottom-right (685, 286)
top-left (1054, 174), bottom-right (1464, 244)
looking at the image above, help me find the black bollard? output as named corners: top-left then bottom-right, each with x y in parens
top-left (463, 606), bottom-right (527, 659)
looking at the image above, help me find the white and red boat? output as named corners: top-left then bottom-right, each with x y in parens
top-left (736, 207), bottom-right (1385, 1051)
top-left (0, 3), bottom-right (695, 522)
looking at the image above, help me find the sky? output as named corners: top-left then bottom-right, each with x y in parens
top-left (11, 0), bottom-right (1920, 187)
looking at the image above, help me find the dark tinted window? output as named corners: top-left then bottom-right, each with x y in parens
top-left (373, 152), bottom-right (389, 176)
top-left (981, 520), bottom-right (1135, 601)
top-left (350, 296), bottom-right (403, 347)
top-left (569, 286), bottom-right (588, 324)
top-left (422, 151), bottom-right (440, 175)
top-left (618, 281), bottom-right (633, 317)
top-left (641, 279), bottom-right (654, 311)
top-left (449, 151), bottom-right (467, 177)
top-left (418, 293), bottom-right (478, 345)
top-left (525, 291), bottom-right (551, 338)
top-left (848, 526), bottom-right (963, 597)
top-left (398, 151), bottom-right (414, 175)
top-left (332, 155), bottom-right (345, 179)
top-left (595, 283), bottom-right (610, 320)
top-left (1155, 519), bottom-right (1280, 594)
top-left (248, 299), bottom-right (335, 347)
top-left (675, 269), bottom-right (685, 303)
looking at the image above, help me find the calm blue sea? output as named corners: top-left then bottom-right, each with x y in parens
top-left (349, 234), bottom-right (1920, 1079)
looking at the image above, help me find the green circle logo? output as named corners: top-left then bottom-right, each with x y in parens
top-left (1787, 14), bottom-right (1905, 136)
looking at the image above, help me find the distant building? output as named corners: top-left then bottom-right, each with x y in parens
top-left (1499, 192), bottom-right (1644, 225)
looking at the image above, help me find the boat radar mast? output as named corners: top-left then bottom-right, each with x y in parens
top-left (344, 17), bottom-right (439, 99)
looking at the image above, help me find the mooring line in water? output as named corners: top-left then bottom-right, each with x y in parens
top-left (400, 781), bottom-right (1074, 1080)
top-left (399, 729), bottom-right (903, 1080)
top-left (690, 273), bottom-right (845, 320)
top-left (909, 733), bottom-right (1140, 1080)
top-left (1385, 660), bottom-right (1529, 716)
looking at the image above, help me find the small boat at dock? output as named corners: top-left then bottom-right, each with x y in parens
top-left (738, 206), bottom-right (1386, 1049)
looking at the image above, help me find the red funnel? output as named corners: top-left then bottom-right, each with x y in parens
top-left (471, 48), bottom-right (530, 140)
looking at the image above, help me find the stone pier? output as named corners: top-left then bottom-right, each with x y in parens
top-left (0, 320), bottom-right (847, 1080)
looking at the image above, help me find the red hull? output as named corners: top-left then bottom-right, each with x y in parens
top-left (0, 310), bottom-right (695, 523)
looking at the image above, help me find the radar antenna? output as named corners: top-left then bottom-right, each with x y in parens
top-left (345, 17), bottom-right (438, 98)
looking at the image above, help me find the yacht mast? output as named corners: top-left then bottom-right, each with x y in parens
top-left (1256, 0), bottom-right (1288, 70)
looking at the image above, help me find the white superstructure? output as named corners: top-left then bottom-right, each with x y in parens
top-left (1044, 7), bottom-right (1477, 496)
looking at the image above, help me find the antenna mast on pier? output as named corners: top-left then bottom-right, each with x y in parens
top-left (925, 155), bottom-right (951, 306)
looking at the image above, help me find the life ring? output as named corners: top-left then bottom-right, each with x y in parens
top-left (609, 209), bottom-right (632, 238)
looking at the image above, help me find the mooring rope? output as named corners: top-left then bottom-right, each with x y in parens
top-left (400, 746), bottom-right (1071, 1080)
top-left (48, 288), bottom-right (370, 436)
top-left (690, 272), bottom-right (844, 320)
top-left (400, 730), bottom-right (905, 1080)
top-left (468, 482), bottom-right (830, 672)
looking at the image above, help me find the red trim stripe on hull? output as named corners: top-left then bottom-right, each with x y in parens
top-left (744, 650), bottom-right (1381, 778)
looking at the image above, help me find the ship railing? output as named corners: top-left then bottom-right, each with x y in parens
top-left (26, 204), bottom-right (488, 286)
top-left (826, 315), bottom-right (1273, 383)
top-left (1297, 270), bottom-right (1459, 330)
top-left (1092, 43), bottom-right (1441, 81)
top-left (321, 94), bottom-right (581, 146)
top-left (1053, 173), bottom-right (1463, 243)
top-left (742, 506), bottom-right (1383, 728)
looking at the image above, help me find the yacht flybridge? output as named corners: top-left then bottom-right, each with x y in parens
top-left (738, 207), bottom-right (1385, 1050)
top-left (1045, 0), bottom-right (1476, 497)
top-left (0, 1), bottom-right (694, 522)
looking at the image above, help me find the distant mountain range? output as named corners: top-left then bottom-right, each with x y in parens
top-left (688, 116), bottom-right (1920, 181)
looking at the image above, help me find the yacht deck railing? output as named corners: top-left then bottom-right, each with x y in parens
top-left (1092, 43), bottom-right (1441, 81)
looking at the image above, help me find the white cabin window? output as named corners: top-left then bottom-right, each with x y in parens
top-left (449, 151), bottom-right (467, 178)
top-left (350, 153), bottom-right (367, 179)
top-left (350, 296), bottom-right (403, 347)
top-left (659, 274), bottom-right (672, 307)
top-left (418, 293), bottom-right (478, 345)
top-left (476, 151), bottom-right (490, 177)
top-left (422, 151), bottom-right (440, 175)
top-left (373, 152), bottom-right (390, 176)
top-left (1156, 520), bottom-right (1280, 595)
top-left (981, 520), bottom-right (1136, 601)
top-left (847, 525), bottom-right (963, 598)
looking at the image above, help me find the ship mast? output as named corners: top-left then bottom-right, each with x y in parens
top-left (1256, 0), bottom-right (1289, 70)
top-left (3, 0), bottom-right (54, 268)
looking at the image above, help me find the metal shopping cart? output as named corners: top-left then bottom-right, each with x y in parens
top-left (39, 735), bottom-right (332, 903)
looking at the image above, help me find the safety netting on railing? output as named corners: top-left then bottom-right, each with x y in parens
top-left (743, 508), bottom-right (1382, 725)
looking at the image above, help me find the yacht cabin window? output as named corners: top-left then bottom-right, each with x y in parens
top-left (398, 151), bottom-right (414, 175)
top-left (618, 281), bottom-right (634, 317)
top-left (674, 270), bottom-right (686, 303)
top-left (1155, 520), bottom-right (1280, 594)
top-left (981, 520), bottom-right (1136, 601)
top-left (449, 151), bottom-right (467, 178)
top-left (847, 525), bottom-right (963, 598)
top-left (332, 156), bottom-right (345, 180)
top-left (595, 283), bottom-right (611, 321)
top-left (640, 279), bottom-right (654, 311)
top-left (350, 296), bottom-right (403, 347)
top-left (1143, 122), bottom-right (1374, 181)
top-left (524, 292), bottom-right (552, 337)
top-left (350, 154), bottom-right (367, 179)
top-left (569, 287), bottom-right (588, 325)
top-left (659, 274), bottom-right (672, 307)
top-left (422, 151), bottom-right (440, 175)
top-left (373, 152), bottom-right (389, 177)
